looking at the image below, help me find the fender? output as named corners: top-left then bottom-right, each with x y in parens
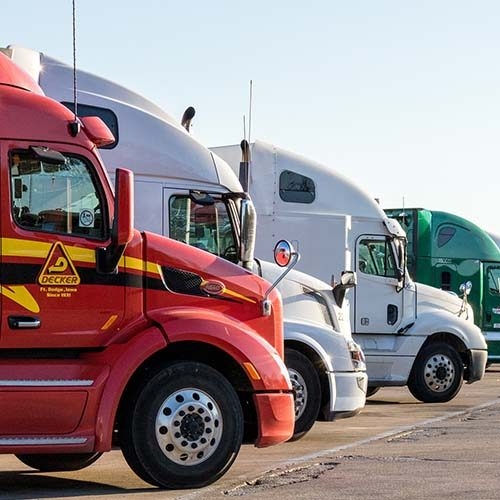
top-left (149, 306), bottom-right (291, 392)
top-left (285, 319), bottom-right (358, 372)
top-left (406, 309), bottom-right (486, 350)
top-left (284, 322), bottom-right (337, 414)
top-left (92, 326), bottom-right (167, 450)
top-left (285, 322), bottom-right (335, 372)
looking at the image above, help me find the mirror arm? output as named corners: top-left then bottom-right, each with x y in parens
top-left (96, 243), bottom-right (124, 274)
top-left (262, 252), bottom-right (300, 316)
top-left (333, 286), bottom-right (347, 308)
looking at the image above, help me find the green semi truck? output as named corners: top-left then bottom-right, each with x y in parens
top-left (384, 208), bottom-right (500, 362)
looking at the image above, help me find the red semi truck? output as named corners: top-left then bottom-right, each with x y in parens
top-left (0, 52), bottom-right (294, 489)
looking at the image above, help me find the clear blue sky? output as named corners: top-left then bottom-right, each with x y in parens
top-left (2, 1), bottom-right (499, 234)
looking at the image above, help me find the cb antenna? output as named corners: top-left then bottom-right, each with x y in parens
top-left (239, 80), bottom-right (253, 191)
top-left (69, 0), bottom-right (80, 136)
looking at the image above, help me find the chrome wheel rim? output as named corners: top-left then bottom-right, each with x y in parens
top-left (155, 388), bottom-right (223, 465)
top-left (423, 353), bottom-right (456, 393)
top-left (288, 367), bottom-right (308, 420)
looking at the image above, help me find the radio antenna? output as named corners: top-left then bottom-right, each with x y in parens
top-left (69, 0), bottom-right (80, 136)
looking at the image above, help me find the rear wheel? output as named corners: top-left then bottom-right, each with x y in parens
top-left (407, 342), bottom-right (464, 403)
top-left (16, 452), bottom-right (102, 472)
top-left (120, 361), bottom-right (243, 489)
top-left (285, 348), bottom-right (321, 442)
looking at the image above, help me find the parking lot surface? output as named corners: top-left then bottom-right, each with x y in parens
top-left (0, 367), bottom-right (499, 499)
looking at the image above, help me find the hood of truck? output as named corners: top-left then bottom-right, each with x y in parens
top-left (416, 281), bottom-right (474, 322)
top-left (141, 232), bottom-right (284, 354)
top-left (258, 260), bottom-right (353, 338)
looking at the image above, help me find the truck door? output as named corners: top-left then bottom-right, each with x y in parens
top-left (483, 262), bottom-right (500, 359)
top-left (1, 145), bottom-right (125, 348)
top-left (353, 235), bottom-right (405, 334)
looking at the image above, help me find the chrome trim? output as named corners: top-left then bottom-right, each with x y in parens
top-left (0, 437), bottom-right (87, 445)
top-left (14, 319), bottom-right (41, 329)
top-left (0, 379), bottom-right (93, 387)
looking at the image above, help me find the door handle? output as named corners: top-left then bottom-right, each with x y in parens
top-left (387, 304), bottom-right (398, 325)
top-left (8, 316), bottom-right (41, 329)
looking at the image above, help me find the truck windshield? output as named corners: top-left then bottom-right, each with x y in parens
top-left (169, 195), bottom-right (238, 263)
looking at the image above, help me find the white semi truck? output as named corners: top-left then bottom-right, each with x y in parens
top-left (3, 45), bottom-right (367, 439)
top-left (211, 140), bottom-right (488, 403)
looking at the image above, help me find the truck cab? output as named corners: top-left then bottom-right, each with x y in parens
top-left (212, 140), bottom-right (488, 403)
top-left (2, 44), bottom-right (367, 440)
top-left (385, 207), bottom-right (500, 363)
top-left (0, 51), bottom-right (294, 490)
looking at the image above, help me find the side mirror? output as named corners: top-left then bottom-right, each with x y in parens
top-left (274, 239), bottom-right (294, 267)
top-left (396, 267), bottom-right (405, 281)
top-left (262, 240), bottom-right (300, 316)
top-left (459, 281), bottom-right (472, 296)
top-left (458, 281), bottom-right (472, 319)
top-left (96, 168), bottom-right (134, 274)
top-left (115, 168), bottom-right (134, 246)
top-left (333, 270), bottom-right (357, 307)
top-left (340, 270), bottom-right (357, 287)
top-left (240, 198), bottom-right (256, 269)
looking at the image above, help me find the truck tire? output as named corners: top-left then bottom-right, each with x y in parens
top-left (366, 386), bottom-right (380, 398)
top-left (120, 361), bottom-right (243, 489)
top-left (407, 342), bottom-right (464, 403)
top-left (285, 348), bottom-right (321, 442)
top-left (16, 452), bottom-right (102, 472)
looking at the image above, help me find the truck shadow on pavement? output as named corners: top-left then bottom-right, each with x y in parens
top-left (0, 470), bottom-right (153, 499)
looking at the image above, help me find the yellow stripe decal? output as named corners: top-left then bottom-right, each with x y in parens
top-left (0, 285), bottom-right (40, 313)
top-left (2, 238), bottom-right (161, 276)
top-left (222, 288), bottom-right (256, 304)
top-left (1, 239), bottom-right (249, 301)
top-left (3, 238), bottom-right (52, 258)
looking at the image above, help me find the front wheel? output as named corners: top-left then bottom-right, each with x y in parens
top-left (366, 386), bottom-right (380, 398)
top-left (285, 348), bottom-right (321, 442)
top-left (16, 452), bottom-right (102, 472)
top-left (407, 342), bottom-right (464, 403)
top-left (120, 361), bottom-right (243, 489)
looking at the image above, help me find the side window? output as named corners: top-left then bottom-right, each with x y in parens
top-left (61, 102), bottom-right (118, 149)
top-left (488, 267), bottom-right (500, 296)
top-left (10, 150), bottom-right (106, 239)
top-left (169, 195), bottom-right (238, 262)
top-left (279, 170), bottom-right (315, 203)
top-left (437, 226), bottom-right (456, 248)
top-left (358, 239), bottom-right (398, 278)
